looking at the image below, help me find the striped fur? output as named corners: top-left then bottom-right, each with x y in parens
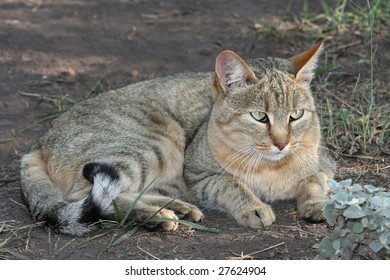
top-left (20, 43), bottom-right (335, 235)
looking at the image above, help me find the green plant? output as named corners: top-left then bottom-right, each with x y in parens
top-left (314, 0), bottom-right (390, 156)
top-left (302, 0), bottom-right (390, 34)
top-left (323, 77), bottom-right (389, 155)
top-left (316, 179), bottom-right (390, 259)
top-left (99, 178), bottom-right (218, 246)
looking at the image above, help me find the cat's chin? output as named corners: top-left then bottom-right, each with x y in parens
top-left (264, 153), bottom-right (287, 162)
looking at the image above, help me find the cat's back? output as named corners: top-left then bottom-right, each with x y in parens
top-left (58, 72), bottom-right (212, 123)
top-left (59, 73), bottom-right (212, 118)
top-left (38, 72), bottom-right (214, 155)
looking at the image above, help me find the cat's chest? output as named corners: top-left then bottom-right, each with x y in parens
top-left (244, 163), bottom-right (314, 201)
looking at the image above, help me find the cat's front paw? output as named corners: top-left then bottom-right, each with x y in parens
top-left (152, 209), bottom-right (180, 231)
top-left (298, 199), bottom-right (325, 222)
top-left (233, 203), bottom-right (276, 228)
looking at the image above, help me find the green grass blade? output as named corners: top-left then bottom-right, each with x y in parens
top-left (111, 226), bottom-right (139, 246)
top-left (303, 0), bottom-right (309, 22)
top-left (119, 176), bottom-right (160, 226)
top-left (99, 219), bottom-right (121, 229)
top-left (112, 199), bottom-right (122, 220)
top-left (84, 77), bottom-right (103, 99)
top-left (321, 0), bottom-right (331, 17)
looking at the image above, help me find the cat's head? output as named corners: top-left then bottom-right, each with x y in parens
top-left (209, 43), bottom-right (323, 168)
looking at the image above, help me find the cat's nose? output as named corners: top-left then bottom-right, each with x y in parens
top-left (275, 142), bottom-right (288, 150)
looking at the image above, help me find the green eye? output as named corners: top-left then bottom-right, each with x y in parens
top-left (250, 112), bottom-right (269, 123)
top-left (289, 109), bottom-right (304, 121)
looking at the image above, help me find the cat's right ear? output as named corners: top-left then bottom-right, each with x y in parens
top-left (214, 50), bottom-right (257, 96)
top-left (289, 42), bottom-right (324, 87)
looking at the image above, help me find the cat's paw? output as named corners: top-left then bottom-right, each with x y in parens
top-left (234, 203), bottom-right (276, 228)
top-left (153, 209), bottom-right (180, 231)
top-left (298, 199), bottom-right (325, 222)
top-left (168, 201), bottom-right (204, 222)
top-left (145, 201), bottom-right (203, 231)
top-left (179, 204), bottom-right (204, 222)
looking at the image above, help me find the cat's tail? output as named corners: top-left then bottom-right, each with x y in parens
top-left (20, 150), bottom-right (121, 236)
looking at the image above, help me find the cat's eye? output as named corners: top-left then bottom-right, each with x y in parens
top-left (289, 109), bottom-right (304, 121)
top-left (250, 112), bottom-right (269, 123)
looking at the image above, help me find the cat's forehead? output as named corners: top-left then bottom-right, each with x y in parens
top-left (225, 71), bottom-right (315, 112)
top-left (246, 57), bottom-right (294, 76)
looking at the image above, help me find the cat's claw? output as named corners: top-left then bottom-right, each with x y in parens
top-left (234, 204), bottom-right (276, 229)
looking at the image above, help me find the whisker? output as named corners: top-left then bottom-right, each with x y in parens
top-left (245, 148), bottom-right (260, 187)
top-left (215, 146), bottom-right (253, 177)
top-left (207, 146), bottom-right (254, 191)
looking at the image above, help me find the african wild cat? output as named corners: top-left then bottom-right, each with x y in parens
top-left (20, 42), bottom-right (335, 235)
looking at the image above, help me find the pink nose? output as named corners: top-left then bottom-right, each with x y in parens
top-left (275, 142), bottom-right (288, 150)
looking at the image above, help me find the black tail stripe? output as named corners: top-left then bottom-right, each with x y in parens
top-left (83, 162), bottom-right (120, 183)
top-left (79, 195), bottom-right (103, 224)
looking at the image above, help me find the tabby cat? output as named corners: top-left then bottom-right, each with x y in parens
top-left (20, 42), bottom-right (335, 235)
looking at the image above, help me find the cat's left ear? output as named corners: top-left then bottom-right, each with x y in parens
top-left (289, 42), bottom-right (324, 86)
top-left (215, 50), bottom-right (258, 94)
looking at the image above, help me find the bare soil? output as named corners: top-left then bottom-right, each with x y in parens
top-left (0, 0), bottom-right (388, 260)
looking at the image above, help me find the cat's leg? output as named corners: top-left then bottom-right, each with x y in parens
top-left (149, 176), bottom-right (203, 222)
top-left (66, 161), bottom-right (203, 231)
top-left (154, 176), bottom-right (197, 201)
top-left (193, 174), bottom-right (275, 228)
top-left (117, 172), bottom-right (203, 230)
top-left (137, 194), bottom-right (203, 221)
top-left (296, 171), bottom-right (332, 222)
top-left (115, 193), bottom-right (203, 230)
top-left (114, 194), bottom-right (179, 230)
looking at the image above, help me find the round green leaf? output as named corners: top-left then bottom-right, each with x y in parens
top-left (339, 179), bottom-right (352, 187)
top-left (383, 198), bottom-right (390, 208)
top-left (332, 240), bottom-right (341, 251)
top-left (379, 232), bottom-right (390, 245)
top-left (327, 179), bottom-right (338, 191)
top-left (361, 217), bottom-right (369, 227)
top-left (369, 196), bottom-right (383, 207)
top-left (383, 208), bottom-right (390, 219)
top-left (349, 184), bottom-right (362, 192)
top-left (364, 185), bottom-right (379, 193)
top-left (343, 205), bottom-right (367, 219)
top-left (368, 222), bottom-right (379, 231)
top-left (335, 191), bottom-right (348, 203)
top-left (323, 204), bottom-right (339, 223)
top-left (352, 222), bottom-right (364, 233)
top-left (318, 237), bottom-right (336, 258)
top-left (369, 240), bottom-right (383, 253)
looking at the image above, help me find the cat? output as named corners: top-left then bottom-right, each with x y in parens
top-left (20, 42), bottom-right (335, 235)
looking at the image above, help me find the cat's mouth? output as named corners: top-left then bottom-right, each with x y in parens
top-left (254, 144), bottom-right (292, 162)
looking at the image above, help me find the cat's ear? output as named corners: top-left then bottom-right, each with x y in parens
top-left (215, 50), bottom-right (257, 94)
top-left (289, 42), bottom-right (323, 86)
